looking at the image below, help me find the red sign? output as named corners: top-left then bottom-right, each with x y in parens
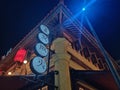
top-left (14, 48), bottom-right (27, 63)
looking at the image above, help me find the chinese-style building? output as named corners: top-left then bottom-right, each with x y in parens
top-left (0, 1), bottom-right (119, 90)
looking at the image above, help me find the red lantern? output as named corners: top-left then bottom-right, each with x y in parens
top-left (14, 48), bottom-right (27, 63)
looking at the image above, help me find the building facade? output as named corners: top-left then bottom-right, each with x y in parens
top-left (0, 1), bottom-right (119, 90)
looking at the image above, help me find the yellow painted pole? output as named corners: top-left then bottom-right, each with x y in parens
top-left (51, 38), bottom-right (71, 90)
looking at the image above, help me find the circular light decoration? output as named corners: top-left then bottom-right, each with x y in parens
top-left (38, 33), bottom-right (49, 44)
top-left (40, 24), bottom-right (50, 35)
top-left (35, 43), bottom-right (48, 57)
top-left (30, 56), bottom-right (47, 74)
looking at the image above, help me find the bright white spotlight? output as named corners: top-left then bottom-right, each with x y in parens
top-left (8, 72), bottom-right (12, 75)
top-left (82, 7), bottom-right (86, 11)
top-left (23, 60), bottom-right (28, 64)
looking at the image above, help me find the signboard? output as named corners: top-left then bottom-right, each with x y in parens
top-left (38, 33), bottom-right (49, 44)
top-left (30, 24), bottom-right (50, 75)
top-left (35, 43), bottom-right (48, 57)
top-left (40, 24), bottom-right (50, 35)
top-left (14, 48), bottom-right (27, 63)
top-left (30, 56), bottom-right (47, 74)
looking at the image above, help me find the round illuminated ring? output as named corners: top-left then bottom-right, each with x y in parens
top-left (38, 33), bottom-right (49, 44)
top-left (40, 24), bottom-right (50, 35)
top-left (30, 56), bottom-right (47, 74)
top-left (35, 43), bottom-right (48, 57)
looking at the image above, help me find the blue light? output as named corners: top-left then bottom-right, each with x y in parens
top-left (82, 7), bottom-right (86, 11)
top-left (63, 0), bottom-right (96, 26)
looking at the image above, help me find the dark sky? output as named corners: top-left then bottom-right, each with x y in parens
top-left (0, 0), bottom-right (120, 60)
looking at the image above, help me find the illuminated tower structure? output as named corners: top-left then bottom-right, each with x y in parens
top-left (0, 1), bottom-right (119, 90)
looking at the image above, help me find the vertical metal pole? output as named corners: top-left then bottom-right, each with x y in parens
top-left (47, 33), bottom-right (51, 74)
top-left (85, 16), bottom-right (120, 89)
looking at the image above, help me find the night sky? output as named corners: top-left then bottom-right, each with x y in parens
top-left (0, 0), bottom-right (120, 61)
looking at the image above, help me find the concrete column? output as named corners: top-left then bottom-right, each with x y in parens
top-left (51, 38), bottom-right (71, 90)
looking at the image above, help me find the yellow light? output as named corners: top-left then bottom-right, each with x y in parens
top-left (8, 72), bottom-right (12, 75)
top-left (23, 60), bottom-right (27, 64)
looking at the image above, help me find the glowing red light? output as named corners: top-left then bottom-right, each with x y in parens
top-left (14, 48), bottom-right (27, 63)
